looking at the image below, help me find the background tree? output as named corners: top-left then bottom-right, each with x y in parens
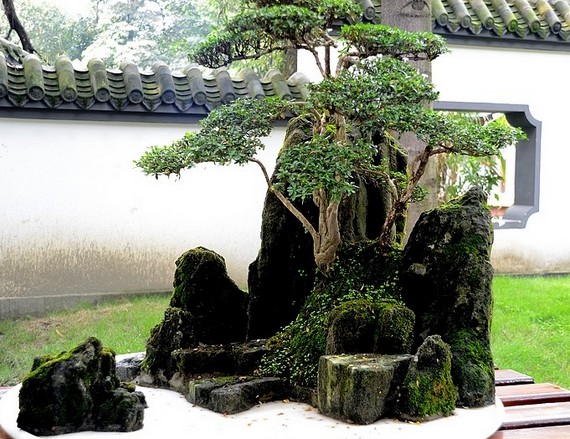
top-left (1, 0), bottom-right (216, 68)
top-left (1, 0), bottom-right (95, 64)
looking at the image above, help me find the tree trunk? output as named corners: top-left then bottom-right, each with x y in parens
top-left (379, 0), bottom-right (438, 240)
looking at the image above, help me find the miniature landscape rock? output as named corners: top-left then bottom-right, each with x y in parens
top-left (325, 299), bottom-right (415, 355)
top-left (142, 247), bottom-right (249, 385)
top-left (173, 339), bottom-right (269, 376)
top-left (116, 352), bottom-right (145, 382)
top-left (17, 337), bottom-right (146, 436)
top-left (141, 306), bottom-right (196, 384)
top-left (398, 335), bottom-right (458, 421)
top-left (187, 376), bottom-right (290, 414)
top-left (170, 247), bottom-right (248, 344)
top-left (317, 353), bottom-right (413, 424)
top-left (400, 187), bottom-right (495, 407)
top-left (247, 118), bottom-right (318, 340)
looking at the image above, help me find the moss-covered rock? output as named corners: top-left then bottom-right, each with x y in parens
top-left (171, 247), bottom-right (248, 344)
top-left (317, 353), bottom-right (413, 424)
top-left (173, 339), bottom-right (269, 376)
top-left (400, 187), bottom-right (495, 407)
top-left (397, 335), bottom-right (458, 421)
top-left (143, 247), bottom-right (249, 384)
top-left (247, 118), bottom-right (318, 340)
top-left (17, 337), bottom-right (146, 436)
top-left (257, 243), bottom-right (404, 388)
top-left (142, 306), bottom-right (196, 383)
top-left (448, 328), bottom-right (495, 408)
top-left (188, 376), bottom-right (290, 414)
top-left (325, 299), bottom-right (414, 355)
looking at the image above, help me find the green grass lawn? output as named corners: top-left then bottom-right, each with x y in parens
top-left (0, 275), bottom-right (569, 388)
top-left (491, 275), bottom-right (570, 389)
top-left (0, 294), bottom-right (169, 386)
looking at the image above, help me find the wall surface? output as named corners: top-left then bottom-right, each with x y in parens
top-left (0, 117), bottom-right (284, 308)
top-left (432, 44), bottom-right (570, 274)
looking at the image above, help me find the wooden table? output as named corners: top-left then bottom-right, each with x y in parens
top-left (490, 370), bottom-right (570, 438)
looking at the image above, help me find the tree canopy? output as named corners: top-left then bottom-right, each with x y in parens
top-left (136, 0), bottom-right (524, 271)
top-left (0, 0), bottom-right (214, 67)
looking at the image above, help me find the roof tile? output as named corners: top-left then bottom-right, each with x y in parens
top-left (431, 0), bottom-right (570, 44)
top-left (0, 55), bottom-right (309, 115)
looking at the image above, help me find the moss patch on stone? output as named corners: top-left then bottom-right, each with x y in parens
top-left (398, 335), bottom-right (458, 421)
top-left (448, 328), bottom-right (495, 407)
top-left (17, 337), bottom-right (145, 436)
top-left (325, 299), bottom-right (414, 355)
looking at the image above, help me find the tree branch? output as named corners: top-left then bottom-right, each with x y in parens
top-left (2, 0), bottom-right (35, 55)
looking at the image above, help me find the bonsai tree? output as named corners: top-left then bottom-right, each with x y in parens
top-left (136, 0), bottom-right (521, 272)
top-left (136, 0), bottom-right (523, 388)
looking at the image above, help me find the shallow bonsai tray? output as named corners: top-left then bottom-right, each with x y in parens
top-left (0, 385), bottom-right (503, 439)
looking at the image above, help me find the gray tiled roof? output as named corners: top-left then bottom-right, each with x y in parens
top-left (1, 1), bottom-right (568, 117)
top-left (0, 54), bottom-right (310, 116)
top-left (431, 0), bottom-right (570, 43)
top-left (364, 0), bottom-right (570, 45)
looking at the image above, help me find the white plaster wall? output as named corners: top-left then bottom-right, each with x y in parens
top-left (432, 45), bottom-right (570, 273)
top-left (0, 118), bottom-right (284, 297)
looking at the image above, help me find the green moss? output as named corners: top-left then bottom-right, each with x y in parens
top-left (398, 336), bottom-right (458, 421)
top-left (448, 328), bottom-right (494, 406)
top-left (257, 242), bottom-right (405, 387)
top-left (401, 370), bottom-right (457, 419)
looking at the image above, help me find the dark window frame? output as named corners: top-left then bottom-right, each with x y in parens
top-left (433, 101), bottom-right (541, 229)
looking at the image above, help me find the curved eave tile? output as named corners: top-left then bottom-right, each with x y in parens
top-left (0, 55), bottom-right (311, 116)
top-left (431, 0), bottom-right (570, 44)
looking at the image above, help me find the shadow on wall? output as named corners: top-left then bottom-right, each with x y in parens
top-left (1, 242), bottom-right (181, 299)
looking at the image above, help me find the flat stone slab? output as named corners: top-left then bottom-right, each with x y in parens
top-left (318, 353), bottom-right (413, 424)
top-left (188, 377), bottom-right (289, 414)
top-left (0, 385), bottom-right (504, 439)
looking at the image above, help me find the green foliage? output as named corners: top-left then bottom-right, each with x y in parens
top-left (138, 0), bottom-right (524, 268)
top-left (190, 0), bottom-right (361, 68)
top-left (418, 112), bottom-right (525, 157)
top-left (0, 0), bottom-right (96, 64)
top-left (135, 97), bottom-right (291, 176)
top-left (340, 23), bottom-right (448, 60)
top-left (275, 137), bottom-right (373, 203)
top-left (437, 114), bottom-right (521, 203)
top-left (439, 154), bottom-right (505, 203)
top-left (308, 57), bottom-right (438, 133)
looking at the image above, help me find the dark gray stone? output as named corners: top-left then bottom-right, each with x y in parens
top-left (116, 352), bottom-right (145, 382)
top-left (187, 377), bottom-right (290, 414)
top-left (317, 354), bottom-right (413, 425)
top-left (173, 339), bottom-right (269, 377)
top-left (325, 300), bottom-right (415, 356)
top-left (17, 337), bottom-right (146, 436)
top-left (142, 306), bottom-right (196, 383)
top-left (143, 247), bottom-right (249, 384)
top-left (400, 187), bottom-right (495, 407)
top-left (170, 247), bottom-right (248, 344)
